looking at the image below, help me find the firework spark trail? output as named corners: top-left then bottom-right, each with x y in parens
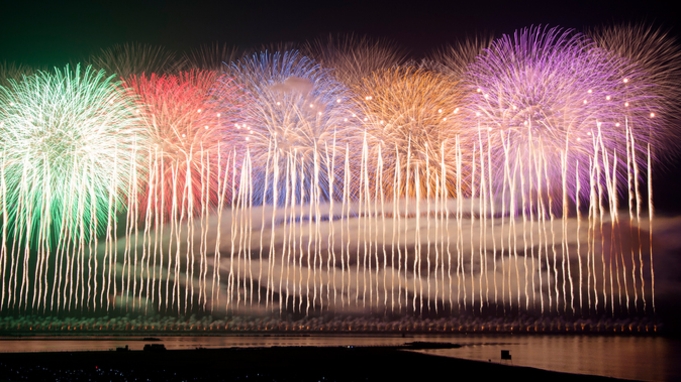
top-left (258, 145), bottom-right (271, 308)
top-left (588, 156), bottom-right (598, 312)
top-left (376, 146), bottom-right (387, 309)
top-left (394, 147), bottom-right (403, 311)
top-left (265, 150), bottom-right (279, 310)
top-left (630, 129), bottom-right (646, 312)
top-left (0, 153), bottom-right (7, 310)
top-left (341, 146), bottom-right (351, 309)
top-left (485, 132), bottom-right (498, 312)
top-left (576, 161), bottom-right (583, 313)
top-left (625, 126), bottom-right (638, 311)
top-left (561, 147), bottom-right (575, 314)
top-left (469, 145), bottom-right (476, 310)
top-left (455, 137), bottom-right (464, 311)
top-left (477, 134), bottom-right (486, 313)
top-left (325, 142), bottom-right (337, 309)
top-left (359, 137), bottom-right (368, 309)
top-left (648, 145), bottom-right (655, 313)
top-left (446, 140), bottom-right (455, 310)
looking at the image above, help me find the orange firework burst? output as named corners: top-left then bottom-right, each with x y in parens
top-left (125, 69), bottom-right (243, 221)
top-left (353, 65), bottom-right (470, 198)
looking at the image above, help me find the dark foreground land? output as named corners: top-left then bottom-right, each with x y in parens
top-left (0, 346), bottom-right (626, 382)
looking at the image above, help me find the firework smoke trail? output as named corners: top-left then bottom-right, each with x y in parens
top-left (125, 69), bottom-right (243, 312)
top-left (0, 64), bottom-right (143, 311)
top-left (305, 34), bottom-right (407, 89)
top-left (354, 65), bottom-right (470, 198)
top-left (463, 25), bottom-right (656, 203)
top-left (90, 43), bottom-right (187, 80)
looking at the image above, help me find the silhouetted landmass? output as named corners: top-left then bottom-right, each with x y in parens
top-left (0, 346), bottom-right (625, 381)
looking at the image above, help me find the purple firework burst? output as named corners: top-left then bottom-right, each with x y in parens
top-left (462, 25), bottom-right (658, 207)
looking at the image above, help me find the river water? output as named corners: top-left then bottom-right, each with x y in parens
top-left (1, 335), bottom-right (679, 381)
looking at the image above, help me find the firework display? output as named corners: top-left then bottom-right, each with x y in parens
top-left (0, 25), bottom-right (678, 332)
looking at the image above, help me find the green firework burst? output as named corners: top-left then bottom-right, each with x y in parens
top-left (0, 64), bottom-right (145, 247)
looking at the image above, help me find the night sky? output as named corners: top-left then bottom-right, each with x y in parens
top-left (1, 0), bottom-right (680, 64)
top-left (1, 0), bottom-right (681, 211)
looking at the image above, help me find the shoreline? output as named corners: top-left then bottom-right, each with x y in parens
top-left (0, 331), bottom-right (665, 339)
top-left (0, 346), bottom-right (629, 381)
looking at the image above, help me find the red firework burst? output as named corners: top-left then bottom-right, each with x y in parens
top-left (125, 69), bottom-right (244, 221)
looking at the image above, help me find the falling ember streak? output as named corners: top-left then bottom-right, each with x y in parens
top-left (648, 145), bottom-right (655, 313)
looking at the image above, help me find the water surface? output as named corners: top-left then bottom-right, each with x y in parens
top-left (1, 335), bottom-right (678, 381)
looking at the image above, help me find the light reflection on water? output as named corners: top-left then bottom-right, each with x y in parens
top-left (1, 335), bottom-right (679, 381)
top-left (416, 336), bottom-right (681, 382)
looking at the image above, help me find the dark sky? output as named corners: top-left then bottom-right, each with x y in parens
top-left (1, 0), bottom-right (681, 211)
top-left (1, 0), bottom-right (680, 65)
